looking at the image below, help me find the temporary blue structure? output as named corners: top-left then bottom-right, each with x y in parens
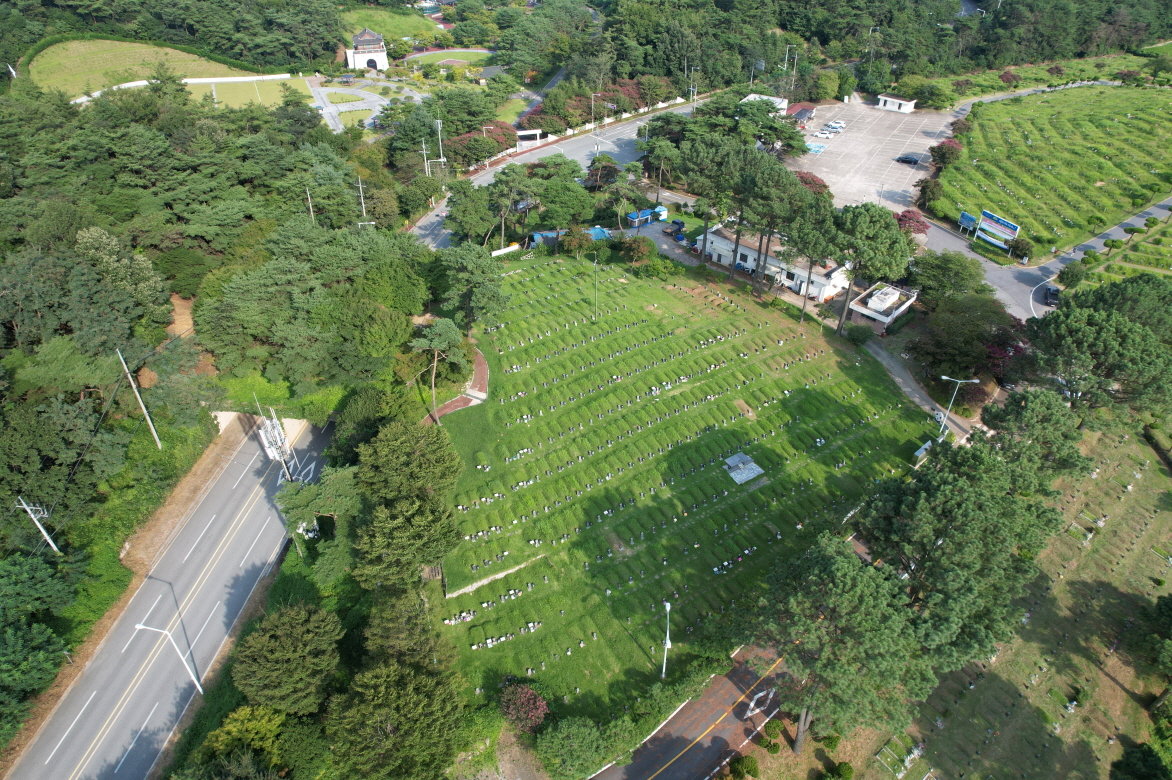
top-left (626, 205), bottom-right (668, 226)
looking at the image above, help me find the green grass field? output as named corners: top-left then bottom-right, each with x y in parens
top-left (326, 91), bottom-right (364, 104)
top-left (918, 51), bottom-right (1153, 101)
top-left (410, 49), bottom-right (494, 66)
top-left (30, 39), bottom-right (253, 98)
top-left (868, 428), bottom-right (1172, 779)
top-left (205, 79), bottom-right (311, 108)
top-left (341, 7), bottom-right (439, 38)
top-left (494, 97), bottom-right (527, 123)
top-left (935, 87), bottom-right (1171, 251)
top-left (438, 256), bottom-right (934, 720)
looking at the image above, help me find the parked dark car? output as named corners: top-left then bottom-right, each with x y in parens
top-left (662, 219), bottom-right (686, 234)
top-left (895, 155), bottom-right (919, 165)
top-left (1043, 285), bottom-right (1061, 306)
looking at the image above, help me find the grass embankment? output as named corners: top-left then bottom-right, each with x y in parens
top-left (29, 39), bottom-right (252, 97)
top-left (494, 98), bottom-right (527, 123)
top-left (409, 50), bottom-right (494, 66)
top-left (934, 87), bottom-right (1171, 252)
top-left (918, 51), bottom-right (1153, 101)
top-left (341, 7), bottom-right (440, 38)
top-left (439, 255), bottom-right (934, 720)
top-left (1087, 217), bottom-right (1172, 286)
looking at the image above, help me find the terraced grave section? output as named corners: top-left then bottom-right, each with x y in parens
top-left (936, 87), bottom-right (1171, 251)
top-left (437, 257), bottom-right (933, 718)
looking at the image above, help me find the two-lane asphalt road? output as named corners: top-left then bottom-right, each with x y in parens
top-left (7, 417), bottom-right (329, 780)
top-left (410, 101), bottom-right (703, 249)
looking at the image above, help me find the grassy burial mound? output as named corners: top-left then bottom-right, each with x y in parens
top-left (436, 256), bottom-right (933, 718)
top-left (341, 7), bottom-right (440, 39)
top-left (29, 39), bottom-right (253, 98)
top-left (935, 87), bottom-right (1171, 251)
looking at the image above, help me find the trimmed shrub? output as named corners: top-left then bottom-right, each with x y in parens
top-left (729, 753), bottom-right (760, 779)
top-left (763, 719), bottom-right (782, 739)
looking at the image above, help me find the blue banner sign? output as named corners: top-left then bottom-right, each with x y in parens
top-left (959, 211), bottom-right (978, 229)
top-left (976, 209), bottom-right (1020, 249)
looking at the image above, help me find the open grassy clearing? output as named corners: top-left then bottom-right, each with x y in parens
top-left (341, 7), bottom-right (440, 38)
top-left (920, 51), bottom-right (1153, 100)
top-left (325, 91), bottom-right (365, 104)
top-left (205, 79), bottom-right (311, 108)
top-left (857, 429), bottom-right (1172, 780)
top-left (494, 97), bottom-right (528, 123)
top-left (29, 39), bottom-right (253, 98)
top-left (410, 49), bottom-right (495, 66)
top-left (438, 256), bottom-right (934, 720)
top-left (935, 87), bottom-right (1171, 251)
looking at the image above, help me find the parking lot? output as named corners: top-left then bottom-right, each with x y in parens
top-left (786, 100), bottom-right (957, 211)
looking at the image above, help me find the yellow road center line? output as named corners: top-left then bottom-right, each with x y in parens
top-left (646, 657), bottom-right (784, 780)
top-left (65, 447), bottom-right (289, 780)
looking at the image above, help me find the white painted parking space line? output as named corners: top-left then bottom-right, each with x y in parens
top-left (182, 513), bottom-right (217, 563)
top-left (45, 691), bottom-right (96, 764)
top-left (122, 594), bottom-right (162, 653)
top-left (113, 701), bottom-right (158, 773)
top-left (231, 451), bottom-right (260, 488)
top-left (239, 516), bottom-right (271, 568)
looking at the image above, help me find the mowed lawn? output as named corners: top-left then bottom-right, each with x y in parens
top-left (409, 49), bottom-right (494, 66)
top-left (494, 97), bottom-right (527, 123)
top-left (30, 39), bottom-right (252, 97)
top-left (205, 79), bottom-right (311, 108)
top-left (935, 87), bottom-right (1171, 251)
top-left (341, 7), bottom-right (439, 38)
top-left (438, 256), bottom-right (933, 720)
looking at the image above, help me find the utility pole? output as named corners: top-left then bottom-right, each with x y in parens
top-left (254, 400), bottom-right (297, 483)
top-left (305, 187), bottom-right (316, 227)
top-left (16, 497), bottom-right (61, 555)
top-left (434, 119), bottom-right (446, 168)
top-left (421, 138), bottom-right (431, 177)
top-left (116, 348), bottom-right (162, 450)
top-left (356, 177), bottom-right (367, 218)
top-left (689, 68), bottom-right (699, 105)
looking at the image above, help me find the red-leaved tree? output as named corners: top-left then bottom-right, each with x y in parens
top-left (499, 684), bottom-right (549, 734)
top-left (999, 70), bottom-right (1022, 86)
top-left (894, 209), bottom-right (930, 235)
top-left (796, 171), bottom-right (831, 198)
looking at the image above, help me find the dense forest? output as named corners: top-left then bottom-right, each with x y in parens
top-left (0, 70), bottom-right (474, 749)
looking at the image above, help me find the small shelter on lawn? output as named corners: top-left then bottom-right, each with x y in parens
top-left (724, 453), bottom-right (764, 485)
top-left (346, 28), bottom-right (389, 71)
top-left (703, 225), bottom-right (849, 302)
top-left (877, 94), bottom-right (916, 113)
top-left (477, 65), bottom-right (506, 85)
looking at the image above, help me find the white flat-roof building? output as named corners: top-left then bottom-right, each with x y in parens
top-left (703, 225), bottom-right (850, 303)
top-left (877, 94), bottom-right (916, 113)
top-left (847, 282), bottom-right (918, 331)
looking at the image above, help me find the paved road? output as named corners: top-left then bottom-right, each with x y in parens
top-left (410, 101), bottom-right (701, 248)
top-left (308, 83), bottom-right (389, 133)
top-left (594, 655), bottom-right (782, 780)
top-left (7, 419), bottom-right (329, 780)
top-left (926, 197), bottom-right (1172, 320)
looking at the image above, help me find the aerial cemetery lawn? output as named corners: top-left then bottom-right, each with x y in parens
top-left (434, 255), bottom-right (934, 720)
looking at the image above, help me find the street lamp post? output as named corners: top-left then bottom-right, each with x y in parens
top-left (661, 601), bottom-right (672, 679)
top-left (591, 251), bottom-right (600, 321)
top-left (939, 375), bottom-right (979, 438)
top-left (135, 623), bottom-right (204, 694)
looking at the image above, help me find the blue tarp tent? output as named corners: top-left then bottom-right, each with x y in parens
top-left (529, 229), bottom-right (567, 246)
top-left (586, 225), bottom-right (611, 240)
top-left (626, 205), bottom-right (668, 226)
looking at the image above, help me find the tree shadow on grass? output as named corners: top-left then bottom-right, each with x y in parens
top-left (915, 672), bottom-right (1100, 780)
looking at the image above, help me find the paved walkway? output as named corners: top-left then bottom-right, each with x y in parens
top-left (421, 348), bottom-right (489, 425)
top-left (307, 81), bottom-right (390, 133)
top-left (594, 653), bottom-right (783, 780)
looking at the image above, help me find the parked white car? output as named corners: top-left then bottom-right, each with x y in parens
top-left (812, 131), bottom-right (834, 139)
top-left (826, 120), bottom-right (846, 128)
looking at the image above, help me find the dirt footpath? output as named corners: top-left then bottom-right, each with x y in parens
top-left (0, 413), bottom-right (258, 774)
